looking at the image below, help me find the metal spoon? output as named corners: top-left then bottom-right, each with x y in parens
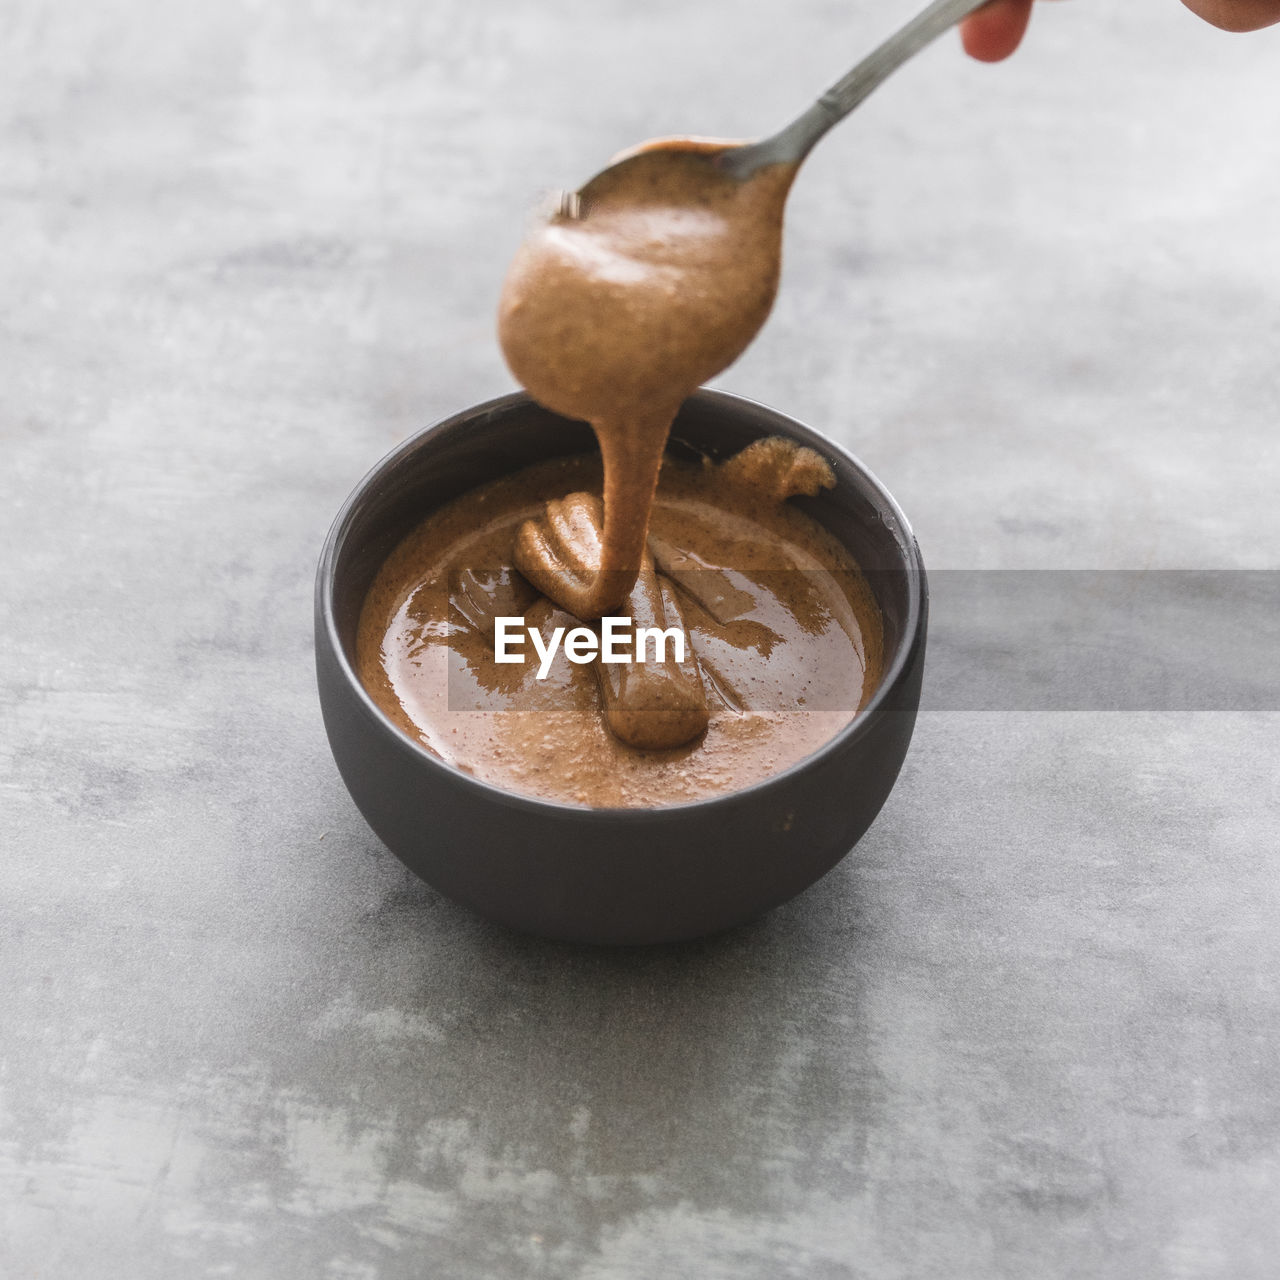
top-left (722, 0), bottom-right (993, 178)
top-left (563, 0), bottom-right (991, 212)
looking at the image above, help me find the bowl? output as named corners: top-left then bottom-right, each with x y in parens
top-left (315, 389), bottom-right (927, 945)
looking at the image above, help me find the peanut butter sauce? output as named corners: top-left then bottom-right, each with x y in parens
top-left (356, 448), bottom-right (883, 809)
top-left (499, 142), bottom-right (797, 619)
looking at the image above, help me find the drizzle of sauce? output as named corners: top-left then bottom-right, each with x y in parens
top-left (499, 140), bottom-right (798, 621)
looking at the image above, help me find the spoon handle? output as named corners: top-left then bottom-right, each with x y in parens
top-left (722, 0), bottom-right (992, 178)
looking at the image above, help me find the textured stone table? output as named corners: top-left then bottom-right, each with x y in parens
top-left (3, 2), bottom-right (1278, 1276)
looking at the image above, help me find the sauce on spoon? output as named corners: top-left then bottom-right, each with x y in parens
top-left (498, 139), bottom-right (798, 620)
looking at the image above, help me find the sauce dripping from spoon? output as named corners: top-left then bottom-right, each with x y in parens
top-left (498, 139), bottom-right (798, 619)
top-left (498, 0), bottom-right (994, 623)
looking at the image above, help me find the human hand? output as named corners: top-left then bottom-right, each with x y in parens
top-left (960, 0), bottom-right (1280, 62)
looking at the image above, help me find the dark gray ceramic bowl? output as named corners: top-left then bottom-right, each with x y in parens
top-left (315, 390), bottom-right (927, 945)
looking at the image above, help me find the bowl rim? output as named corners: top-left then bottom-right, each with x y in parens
top-left (316, 387), bottom-right (926, 824)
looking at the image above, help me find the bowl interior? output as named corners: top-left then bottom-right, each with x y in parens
top-left (325, 391), bottom-right (921, 732)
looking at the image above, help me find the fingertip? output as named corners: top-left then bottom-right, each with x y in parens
top-left (960, 0), bottom-right (1034, 62)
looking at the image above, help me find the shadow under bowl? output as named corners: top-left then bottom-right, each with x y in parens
top-left (315, 389), bottom-right (927, 945)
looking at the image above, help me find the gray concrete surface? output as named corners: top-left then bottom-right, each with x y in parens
top-left (3, 1), bottom-right (1279, 1276)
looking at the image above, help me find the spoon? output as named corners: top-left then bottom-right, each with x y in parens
top-left (564, 0), bottom-right (992, 213)
top-left (504, 0), bottom-right (993, 636)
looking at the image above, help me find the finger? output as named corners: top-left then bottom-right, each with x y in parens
top-left (960, 0), bottom-right (1035, 61)
top-left (1180, 0), bottom-right (1280, 31)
